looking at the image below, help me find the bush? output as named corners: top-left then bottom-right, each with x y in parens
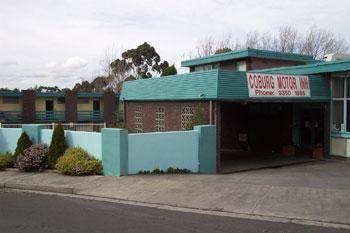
top-left (0, 153), bottom-right (15, 169)
top-left (138, 167), bottom-right (192, 175)
top-left (16, 144), bottom-right (48, 172)
top-left (0, 153), bottom-right (15, 171)
top-left (48, 124), bottom-right (67, 168)
top-left (56, 147), bottom-right (103, 176)
top-left (14, 132), bottom-right (32, 159)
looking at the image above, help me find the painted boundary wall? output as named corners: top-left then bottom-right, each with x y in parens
top-left (41, 129), bottom-right (102, 160)
top-left (0, 128), bottom-right (22, 153)
top-left (0, 124), bottom-right (217, 176)
top-left (128, 131), bottom-right (199, 174)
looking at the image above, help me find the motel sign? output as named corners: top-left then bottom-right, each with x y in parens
top-left (247, 73), bottom-right (311, 98)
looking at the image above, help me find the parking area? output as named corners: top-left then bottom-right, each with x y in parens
top-left (223, 158), bottom-right (350, 190)
top-left (220, 152), bottom-right (315, 173)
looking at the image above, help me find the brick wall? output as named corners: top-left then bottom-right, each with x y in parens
top-left (103, 92), bottom-right (116, 125)
top-left (125, 101), bottom-right (210, 133)
top-left (188, 57), bottom-right (306, 72)
top-left (22, 90), bottom-right (36, 123)
top-left (65, 90), bottom-right (77, 122)
top-left (248, 58), bottom-right (305, 70)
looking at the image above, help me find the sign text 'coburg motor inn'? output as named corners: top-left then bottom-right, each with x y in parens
top-left (247, 73), bottom-right (310, 98)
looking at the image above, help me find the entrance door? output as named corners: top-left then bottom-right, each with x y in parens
top-left (45, 100), bottom-right (54, 111)
top-left (45, 100), bottom-right (54, 119)
top-left (300, 108), bottom-right (324, 148)
top-left (93, 100), bottom-right (101, 120)
top-left (93, 100), bottom-right (100, 111)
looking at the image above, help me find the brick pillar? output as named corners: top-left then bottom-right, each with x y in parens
top-left (214, 102), bottom-right (221, 173)
top-left (22, 90), bottom-right (36, 123)
top-left (103, 92), bottom-right (116, 126)
top-left (65, 90), bottom-right (77, 123)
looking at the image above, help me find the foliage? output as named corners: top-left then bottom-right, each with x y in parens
top-left (0, 153), bottom-right (15, 171)
top-left (195, 25), bottom-right (349, 59)
top-left (186, 107), bottom-right (208, 130)
top-left (56, 147), bottom-right (103, 176)
top-left (48, 124), bottom-right (68, 168)
top-left (14, 132), bottom-right (32, 159)
top-left (215, 47), bottom-right (232, 54)
top-left (161, 65), bottom-right (178, 76)
top-left (16, 144), bottom-right (48, 172)
top-left (138, 167), bottom-right (191, 175)
top-left (73, 77), bottom-right (112, 93)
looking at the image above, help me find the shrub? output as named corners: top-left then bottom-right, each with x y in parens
top-left (0, 153), bottom-right (15, 170)
top-left (14, 132), bottom-right (32, 159)
top-left (56, 147), bottom-right (103, 176)
top-left (0, 153), bottom-right (15, 171)
top-left (16, 144), bottom-right (48, 172)
top-left (48, 124), bottom-right (67, 168)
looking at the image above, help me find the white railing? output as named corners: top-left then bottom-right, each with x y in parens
top-left (0, 123), bottom-right (107, 132)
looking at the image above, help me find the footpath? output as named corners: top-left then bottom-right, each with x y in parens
top-left (1, 160), bottom-right (350, 229)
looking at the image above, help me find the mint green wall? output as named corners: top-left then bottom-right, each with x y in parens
top-left (128, 131), bottom-right (199, 174)
top-left (0, 128), bottom-right (22, 153)
top-left (23, 125), bottom-right (43, 144)
top-left (194, 125), bottom-right (216, 173)
top-left (40, 129), bottom-right (102, 160)
top-left (101, 128), bottom-right (128, 176)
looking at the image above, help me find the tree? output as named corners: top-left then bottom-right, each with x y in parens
top-left (14, 132), bottom-right (32, 159)
top-left (48, 124), bottom-right (68, 168)
top-left (119, 42), bottom-right (169, 79)
top-left (161, 65), bottom-right (178, 76)
top-left (193, 25), bottom-right (349, 59)
top-left (215, 47), bottom-right (232, 54)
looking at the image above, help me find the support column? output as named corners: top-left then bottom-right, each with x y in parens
top-left (22, 90), bottom-right (36, 124)
top-left (214, 102), bottom-right (221, 173)
top-left (65, 90), bottom-right (77, 123)
top-left (103, 92), bottom-right (116, 126)
top-left (101, 128), bottom-right (128, 176)
top-left (194, 125), bottom-right (216, 173)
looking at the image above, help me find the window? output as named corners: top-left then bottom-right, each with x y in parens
top-left (2, 97), bottom-right (19, 104)
top-left (57, 97), bottom-right (65, 104)
top-left (135, 106), bottom-right (143, 133)
top-left (181, 107), bottom-right (194, 130)
top-left (155, 107), bottom-right (165, 132)
top-left (78, 98), bottom-right (90, 104)
top-left (194, 64), bottom-right (217, 72)
top-left (331, 76), bottom-right (346, 132)
top-left (237, 61), bottom-right (247, 71)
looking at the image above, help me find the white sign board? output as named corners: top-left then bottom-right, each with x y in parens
top-left (247, 73), bottom-right (311, 98)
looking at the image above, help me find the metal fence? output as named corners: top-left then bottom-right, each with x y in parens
top-left (0, 123), bottom-right (107, 132)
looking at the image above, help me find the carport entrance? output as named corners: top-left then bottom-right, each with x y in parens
top-left (219, 102), bottom-right (326, 173)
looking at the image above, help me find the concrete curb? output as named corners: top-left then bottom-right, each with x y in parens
top-left (2, 183), bottom-right (350, 230)
top-left (3, 183), bottom-right (74, 194)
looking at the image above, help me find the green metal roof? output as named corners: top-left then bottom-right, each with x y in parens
top-left (0, 91), bottom-right (22, 97)
top-left (181, 48), bottom-right (316, 67)
top-left (253, 59), bottom-right (350, 75)
top-left (120, 70), bottom-right (219, 101)
top-left (120, 69), bottom-right (330, 101)
top-left (37, 92), bottom-right (65, 97)
top-left (77, 92), bottom-right (104, 98)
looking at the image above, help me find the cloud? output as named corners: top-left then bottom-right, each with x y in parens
top-left (45, 62), bottom-right (57, 68)
top-left (0, 61), bottom-right (18, 66)
top-left (0, 0), bottom-right (349, 90)
top-left (62, 57), bottom-right (88, 70)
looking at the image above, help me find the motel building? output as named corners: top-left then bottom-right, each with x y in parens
top-left (0, 91), bottom-right (120, 127)
top-left (120, 48), bottom-right (350, 173)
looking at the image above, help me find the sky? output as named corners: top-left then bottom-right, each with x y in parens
top-left (0, 0), bottom-right (349, 90)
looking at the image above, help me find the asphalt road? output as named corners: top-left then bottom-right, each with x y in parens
top-left (0, 191), bottom-right (349, 233)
